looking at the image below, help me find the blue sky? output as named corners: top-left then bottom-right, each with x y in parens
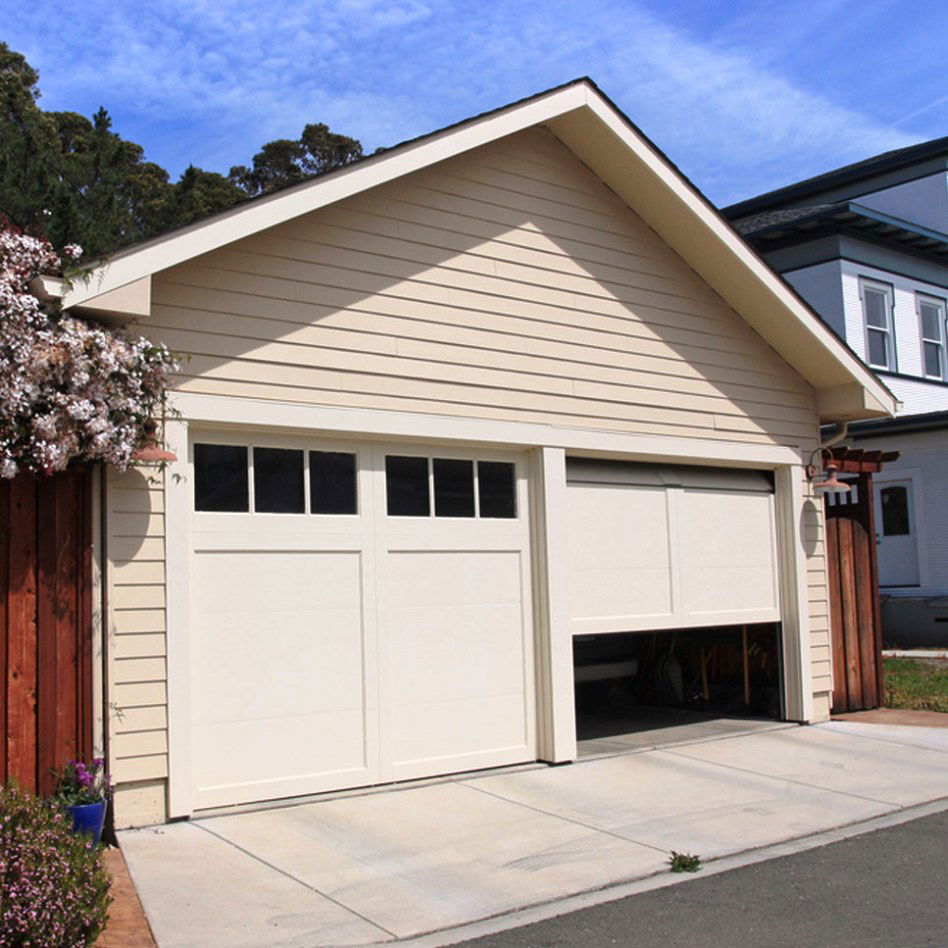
top-left (5, 1), bottom-right (947, 205)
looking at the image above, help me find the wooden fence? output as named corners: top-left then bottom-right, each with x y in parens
top-left (825, 471), bottom-right (884, 712)
top-left (0, 470), bottom-right (94, 795)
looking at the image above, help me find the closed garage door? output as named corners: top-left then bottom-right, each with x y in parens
top-left (566, 459), bottom-right (780, 634)
top-left (187, 434), bottom-right (535, 810)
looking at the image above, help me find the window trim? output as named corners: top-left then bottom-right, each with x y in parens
top-left (859, 277), bottom-right (896, 371)
top-left (916, 293), bottom-right (948, 380)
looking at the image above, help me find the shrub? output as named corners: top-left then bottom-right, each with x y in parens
top-left (0, 782), bottom-right (112, 946)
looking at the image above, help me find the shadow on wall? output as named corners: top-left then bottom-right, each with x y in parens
top-left (130, 127), bottom-right (818, 448)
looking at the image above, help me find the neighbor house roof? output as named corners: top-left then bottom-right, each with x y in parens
top-left (724, 135), bottom-right (948, 220)
top-left (58, 78), bottom-right (897, 421)
top-left (734, 201), bottom-right (948, 261)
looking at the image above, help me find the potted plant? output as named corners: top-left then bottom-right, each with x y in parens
top-left (52, 758), bottom-right (112, 846)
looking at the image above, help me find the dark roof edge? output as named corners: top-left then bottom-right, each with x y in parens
top-left (723, 135), bottom-right (948, 219)
top-left (741, 201), bottom-right (948, 248)
top-left (848, 408), bottom-right (948, 438)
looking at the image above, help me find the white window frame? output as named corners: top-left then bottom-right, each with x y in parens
top-left (917, 293), bottom-right (947, 380)
top-left (859, 278), bottom-right (896, 371)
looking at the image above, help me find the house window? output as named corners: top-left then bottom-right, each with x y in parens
top-left (881, 485), bottom-right (910, 536)
top-left (194, 443), bottom-right (249, 512)
top-left (860, 280), bottom-right (894, 370)
top-left (918, 295), bottom-right (947, 379)
top-left (253, 447), bottom-right (304, 514)
top-left (310, 451), bottom-right (357, 514)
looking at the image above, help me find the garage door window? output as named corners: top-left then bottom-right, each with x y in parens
top-left (310, 451), bottom-right (357, 514)
top-left (386, 456), bottom-right (431, 516)
top-left (478, 461), bottom-right (516, 518)
top-left (385, 455), bottom-right (517, 518)
top-left (433, 459), bottom-right (475, 517)
top-left (254, 448), bottom-right (304, 514)
top-left (194, 444), bottom-right (248, 512)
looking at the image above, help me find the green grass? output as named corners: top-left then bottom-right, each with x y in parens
top-left (883, 658), bottom-right (948, 713)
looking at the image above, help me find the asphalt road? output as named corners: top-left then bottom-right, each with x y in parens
top-left (458, 810), bottom-right (948, 947)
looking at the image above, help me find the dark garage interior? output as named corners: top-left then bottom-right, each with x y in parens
top-left (573, 623), bottom-right (785, 756)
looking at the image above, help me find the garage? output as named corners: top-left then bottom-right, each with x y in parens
top-left (565, 458), bottom-right (784, 751)
top-left (186, 433), bottom-right (535, 810)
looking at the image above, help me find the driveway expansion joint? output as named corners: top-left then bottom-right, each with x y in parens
top-left (458, 779), bottom-right (670, 855)
top-left (192, 821), bottom-right (397, 940)
top-left (816, 722), bottom-right (948, 755)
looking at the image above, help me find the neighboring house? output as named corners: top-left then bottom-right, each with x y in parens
top-left (724, 136), bottom-right (948, 647)
top-left (49, 80), bottom-right (894, 828)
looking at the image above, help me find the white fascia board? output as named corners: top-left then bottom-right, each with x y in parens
top-left (553, 90), bottom-right (897, 419)
top-left (63, 85), bottom-right (589, 309)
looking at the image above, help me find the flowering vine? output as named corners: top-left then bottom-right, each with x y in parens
top-left (0, 227), bottom-right (177, 478)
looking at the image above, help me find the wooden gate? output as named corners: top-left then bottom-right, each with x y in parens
top-left (824, 448), bottom-right (897, 713)
top-left (0, 470), bottom-right (94, 795)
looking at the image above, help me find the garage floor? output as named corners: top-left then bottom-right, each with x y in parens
top-left (118, 722), bottom-right (948, 946)
top-left (576, 706), bottom-right (784, 758)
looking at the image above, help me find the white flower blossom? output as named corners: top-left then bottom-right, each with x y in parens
top-left (0, 228), bottom-right (177, 476)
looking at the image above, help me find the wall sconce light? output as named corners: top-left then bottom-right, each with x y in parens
top-left (806, 452), bottom-right (850, 494)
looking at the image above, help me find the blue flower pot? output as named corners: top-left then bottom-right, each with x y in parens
top-left (65, 800), bottom-right (107, 845)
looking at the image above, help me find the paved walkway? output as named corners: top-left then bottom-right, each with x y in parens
top-left (119, 722), bottom-right (948, 947)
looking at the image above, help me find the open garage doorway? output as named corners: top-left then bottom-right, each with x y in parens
top-left (573, 623), bottom-right (786, 757)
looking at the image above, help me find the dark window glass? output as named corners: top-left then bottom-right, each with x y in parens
top-left (867, 328), bottom-right (888, 368)
top-left (864, 288), bottom-right (888, 328)
top-left (881, 486), bottom-right (910, 537)
top-left (433, 458), bottom-right (475, 517)
top-left (194, 444), bottom-right (248, 512)
top-left (253, 447), bottom-right (304, 513)
top-left (478, 461), bottom-right (516, 518)
top-left (386, 456), bottom-right (430, 516)
top-left (924, 341), bottom-right (942, 378)
top-left (310, 451), bottom-right (357, 514)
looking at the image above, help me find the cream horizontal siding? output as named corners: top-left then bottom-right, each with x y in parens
top-left (107, 125), bottom-right (835, 822)
top-left (106, 465), bottom-right (168, 803)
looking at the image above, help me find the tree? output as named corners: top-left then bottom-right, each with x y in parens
top-left (0, 43), bottom-right (365, 257)
top-left (229, 122), bottom-right (363, 196)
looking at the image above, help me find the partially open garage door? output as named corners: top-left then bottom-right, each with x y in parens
top-left (186, 435), bottom-right (534, 810)
top-left (566, 459), bottom-right (780, 634)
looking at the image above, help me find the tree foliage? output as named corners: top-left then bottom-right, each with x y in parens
top-left (0, 43), bottom-right (363, 259)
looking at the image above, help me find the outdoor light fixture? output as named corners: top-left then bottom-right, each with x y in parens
top-left (806, 450), bottom-right (850, 495)
top-left (131, 419), bottom-right (178, 463)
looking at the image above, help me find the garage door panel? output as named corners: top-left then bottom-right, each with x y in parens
top-left (192, 550), bottom-right (364, 613)
top-left (677, 490), bottom-right (778, 620)
top-left (567, 484), bottom-right (674, 624)
top-left (386, 549), bottom-right (523, 607)
top-left (193, 710), bottom-right (371, 809)
top-left (389, 601), bottom-right (527, 702)
top-left (566, 460), bottom-right (780, 633)
top-left (390, 693), bottom-right (530, 778)
top-left (381, 546), bottom-right (532, 778)
top-left (191, 547), bottom-right (374, 799)
top-left (192, 607), bottom-right (366, 723)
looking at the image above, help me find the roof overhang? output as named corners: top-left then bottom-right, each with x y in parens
top-left (60, 79), bottom-right (897, 424)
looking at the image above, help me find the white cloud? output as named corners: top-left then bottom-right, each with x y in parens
top-left (4, 0), bottom-right (934, 203)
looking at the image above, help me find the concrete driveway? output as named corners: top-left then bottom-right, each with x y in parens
top-left (119, 722), bottom-right (948, 947)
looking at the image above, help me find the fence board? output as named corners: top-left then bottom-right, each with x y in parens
top-left (1, 471), bottom-right (92, 793)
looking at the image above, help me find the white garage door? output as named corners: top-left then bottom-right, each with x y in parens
top-left (566, 459), bottom-right (780, 634)
top-left (187, 434), bottom-right (534, 809)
